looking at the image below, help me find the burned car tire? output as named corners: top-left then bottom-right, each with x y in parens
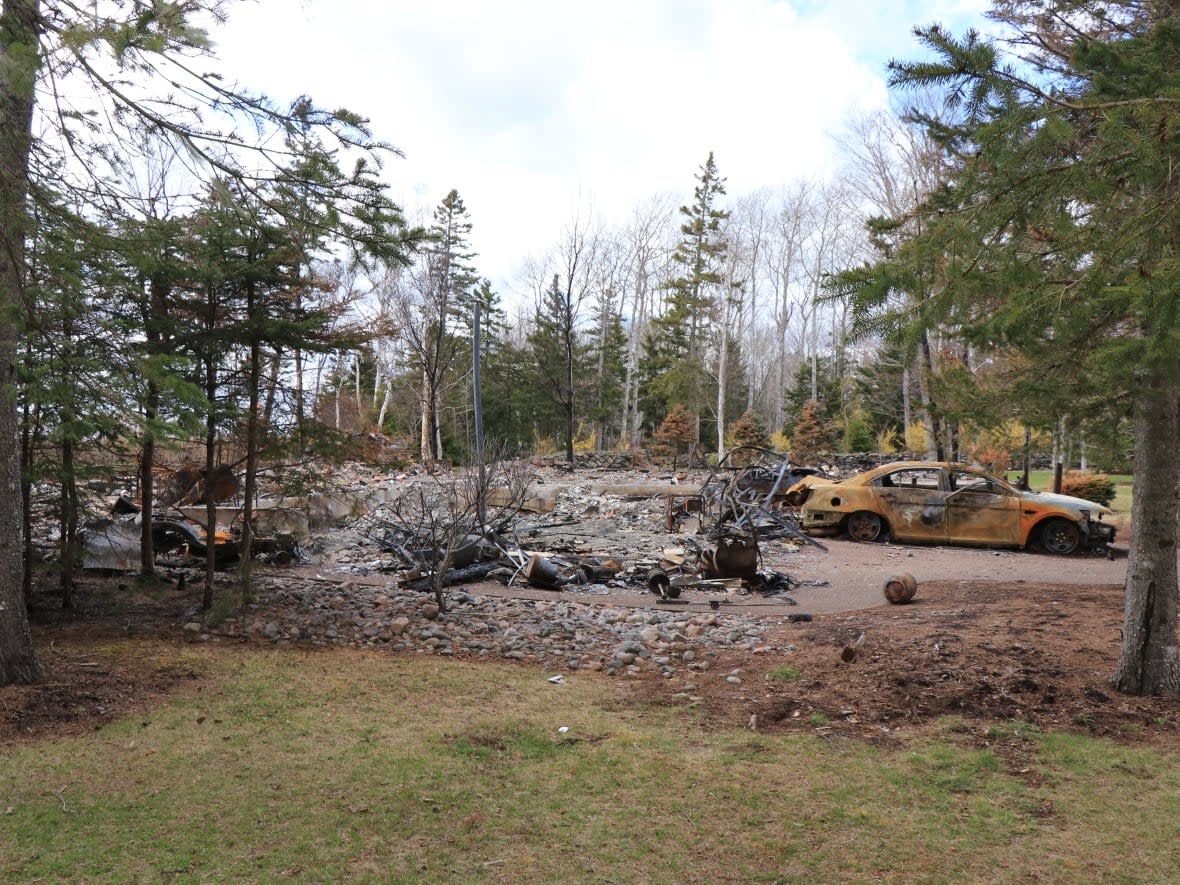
top-left (846, 511), bottom-right (886, 543)
top-left (1039, 518), bottom-right (1080, 555)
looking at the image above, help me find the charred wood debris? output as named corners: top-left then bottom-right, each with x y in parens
top-left (59, 447), bottom-right (834, 609)
top-left (368, 447), bottom-right (830, 606)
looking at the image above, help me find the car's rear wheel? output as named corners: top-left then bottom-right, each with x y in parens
top-left (1039, 518), bottom-right (1080, 555)
top-left (846, 511), bottom-right (885, 542)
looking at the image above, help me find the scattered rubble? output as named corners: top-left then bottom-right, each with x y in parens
top-left (188, 570), bottom-right (799, 679)
top-left (55, 452), bottom-right (844, 676)
top-left (359, 453), bottom-right (831, 604)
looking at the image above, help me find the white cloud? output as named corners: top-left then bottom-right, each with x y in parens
top-left (209, 0), bottom-right (990, 290)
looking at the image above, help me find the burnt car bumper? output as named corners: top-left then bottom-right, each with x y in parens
top-left (1084, 517), bottom-right (1116, 549)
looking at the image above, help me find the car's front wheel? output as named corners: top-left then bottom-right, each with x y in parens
top-left (846, 511), bottom-right (886, 542)
top-left (1039, 518), bottom-right (1080, 555)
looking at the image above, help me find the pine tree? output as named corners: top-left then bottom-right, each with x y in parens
top-left (587, 290), bottom-right (628, 449)
top-left (118, 213), bottom-right (205, 581)
top-left (0, 1), bottom-right (418, 685)
top-left (791, 399), bottom-right (836, 464)
top-left (399, 189), bottom-right (479, 461)
top-left (653, 403), bottom-right (697, 470)
top-left (727, 410), bottom-right (771, 464)
top-left (848, 1), bottom-right (1180, 695)
top-left (20, 200), bottom-right (128, 607)
top-left (528, 274), bottom-right (591, 462)
top-left (640, 152), bottom-right (730, 431)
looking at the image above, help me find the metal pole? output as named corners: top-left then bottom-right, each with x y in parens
top-left (473, 300), bottom-right (487, 527)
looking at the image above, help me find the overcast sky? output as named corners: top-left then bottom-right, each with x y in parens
top-left (211, 0), bottom-right (992, 294)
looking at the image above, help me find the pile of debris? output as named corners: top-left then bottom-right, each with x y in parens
top-left (353, 446), bottom-right (828, 607)
top-left (63, 449), bottom-right (834, 624)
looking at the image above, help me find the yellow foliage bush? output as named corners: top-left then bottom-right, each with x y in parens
top-left (876, 426), bottom-right (900, 454)
top-left (532, 429), bottom-right (557, 456)
top-left (904, 421), bottom-right (928, 453)
top-left (573, 423), bottom-right (596, 453)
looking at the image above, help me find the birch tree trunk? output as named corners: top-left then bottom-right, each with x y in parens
top-left (376, 380), bottom-right (392, 430)
top-left (716, 303), bottom-right (729, 460)
top-left (419, 370), bottom-right (431, 459)
top-left (354, 352), bottom-right (363, 425)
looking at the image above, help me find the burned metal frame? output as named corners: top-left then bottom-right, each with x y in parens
top-left (686, 446), bottom-right (828, 551)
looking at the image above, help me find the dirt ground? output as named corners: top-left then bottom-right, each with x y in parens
top-left (4, 539), bottom-right (1179, 748)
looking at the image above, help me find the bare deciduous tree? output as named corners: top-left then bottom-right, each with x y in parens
top-left (372, 445), bottom-right (534, 613)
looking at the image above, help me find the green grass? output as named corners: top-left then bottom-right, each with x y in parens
top-left (1021, 470), bottom-right (1134, 516)
top-left (4, 645), bottom-right (1180, 884)
top-left (767, 665), bottom-right (802, 682)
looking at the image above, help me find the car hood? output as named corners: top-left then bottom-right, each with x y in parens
top-left (1021, 490), bottom-right (1115, 517)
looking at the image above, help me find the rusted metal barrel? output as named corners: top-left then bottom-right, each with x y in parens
top-left (647, 568), bottom-right (671, 596)
top-left (525, 554), bottom-right (561, 589)
top-left (883, 572), bottom-right (917, 604)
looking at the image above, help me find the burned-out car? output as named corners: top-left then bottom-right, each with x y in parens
top-left (794, 461), bottom-right (1116, 554)
top-left (82, 513), bottom-right (298, 571)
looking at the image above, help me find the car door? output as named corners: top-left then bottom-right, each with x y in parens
top-left (873, 467), bottom-right (947, 543)
top-left (945, 471), bottom-right (1021, 547)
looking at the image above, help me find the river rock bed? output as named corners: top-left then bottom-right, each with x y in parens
top-left (187, 573), bottom-right (796, 678)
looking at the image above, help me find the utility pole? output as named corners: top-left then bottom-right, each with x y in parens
top-left (473, 300), bottom-right (487, 527)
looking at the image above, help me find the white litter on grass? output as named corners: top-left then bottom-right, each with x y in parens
top-left (548, 675), bottom-right (565, 684)
top-left (558, 726), bottom-right (569, 734)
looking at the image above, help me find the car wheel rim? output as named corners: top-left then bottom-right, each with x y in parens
top-left (1043, 522), bottom-right (1078, 554)
top-left (848, 513), bottom-right (881, 542)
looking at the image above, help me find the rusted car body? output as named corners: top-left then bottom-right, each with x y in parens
top-left (795, 461), bottom-right (1116, 554)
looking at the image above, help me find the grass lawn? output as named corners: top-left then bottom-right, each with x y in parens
top-left (1020, 470), bottom-right (1133, 517)
top-left (3, 643), bottom-right (1179, 884)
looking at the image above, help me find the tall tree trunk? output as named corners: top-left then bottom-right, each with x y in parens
top-left (239, 281), bottom-right (261, 598)
top-left (918, 333), bottom-right (943, 460)
top-left (59, 294), bottom-right (79, 607)
top-left (419, 370), bottom-right (431, 459)
top-left (595, 296), bottom-right (609, 451)
top-left (0, 0), bottom-right (43, 684)
top-left (262, 347), bottom-right (281, 426)
top-left (1021, 424), bottom-right (1032, 490)
top-left (376, 380), bottom-right (392, 431)
top-left (201, 291), bottom-right (217, 611)
top-left (354, 351), bottom-right (363, 425)
top-left (1052, 415), bottom-right (1064, 476)
top-left (139, 271), bottom-right (170, 577)
top-left (434, 404), bottom-right (443, 463)
top-left (902, 365), bottom-right (912, 444)
top-left (564, 312), bottom-right (575, 464)
top-left (1113, 368), bottom-right (1180, 696)
top-left (59, 437), bottom-right (77, 608)
top-left (716, 308), bottom-right (729, 460)
top-left (294, 346), bottom-right (306, 447)
top-left (139, 387), bottom-right (158, 576)
top-left (20, 399), bottom-right (35, 602)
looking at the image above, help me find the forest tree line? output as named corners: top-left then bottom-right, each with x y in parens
top-left (320, 138), bottom-right (1131, 474)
